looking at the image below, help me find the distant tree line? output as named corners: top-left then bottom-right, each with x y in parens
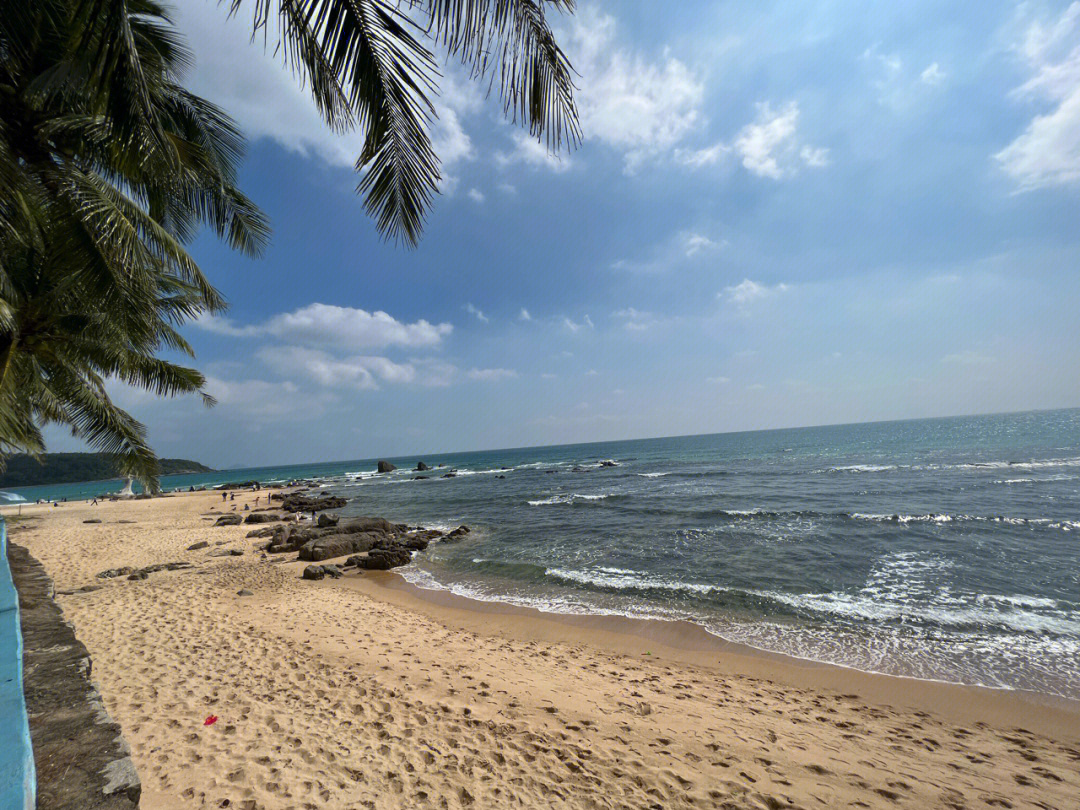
top-left (0, 453), bottom-right (213, 488)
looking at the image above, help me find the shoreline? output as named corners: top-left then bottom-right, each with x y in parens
top-left (10, 491), bottom-right (1080, 809)
top-left (338, 567), bottom-right (1080, 741)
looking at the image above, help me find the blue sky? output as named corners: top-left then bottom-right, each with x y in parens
top-left (52, 0), bottom-right (1080, 467)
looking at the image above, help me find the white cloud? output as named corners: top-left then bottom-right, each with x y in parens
top-left (799, 145), bottom-right (831, 168)
top-left (920, 62), bottom-right (946, 85)
top-left (467, 187), bottom-right (485, 203)
top-left (467, 367), bottom-right (517, 381)
top-left (682, 232), bottom-right (720, 256)
top-left (260, 346), bottom-right (419, 389)
top-left (464, 302), bottom-right (489, 323)
top-left (680, 101), bottom-right (827, 179)
top-left (674, 142), bottom-right (730, 168)
top-left (519, 308), bottom-right (532, 321)
top-left (562, 315), bottom-right (595, 333)
top-left (996, 2), bottom-right (1080, 190)
top-left (707, 376), bottom-right (731, 384)
top-left (497, 182), bottom-right (517, 195)
top-left (722, 279), bottom-right (790, 307)
top-left (565, 7), bottom-right (705, 172)
top-left (497, 131), bottom-right (571, 172)
top-left (196, 304), bottom-right (452, 350)
top-left (611, 307), bottom-right (656, 331)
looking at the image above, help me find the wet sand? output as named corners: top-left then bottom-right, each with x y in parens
top-left (7, 491), bottom-right (1080, 809)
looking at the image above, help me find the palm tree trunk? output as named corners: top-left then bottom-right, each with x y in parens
top-left (0, 333), bottom-right (18, 391)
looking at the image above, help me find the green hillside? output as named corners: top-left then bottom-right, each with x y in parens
top-left (0, 453), bottom-right (214, 488)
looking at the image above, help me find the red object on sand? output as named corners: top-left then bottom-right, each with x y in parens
top-left (204, 715), bottom-right (218, 726)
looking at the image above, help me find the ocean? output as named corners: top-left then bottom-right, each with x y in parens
top-left (13, 408), bottom-right (1080, 699)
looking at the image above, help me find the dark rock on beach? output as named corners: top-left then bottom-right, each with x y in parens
top-left (214, 514), bottom-right (243, 526)
top-left (243, 512), bottom-right (280, 524)
top-left (357, 547), bottom-right (412, 570)
top-left (97, 567), bottom-right (135, 579)
top-left (237, 589), bottom-right (254, 596)
top-left (377, 460), bottom-right (397, 473)
top-left (82, 519), bottom-right (102, 524)
top-left (316, 512), bottom-right (340, 528)
top-left (187, 540), bottom-right (209, 551)
top-left (302, 565), bottom-right (327, 580)
top-left (298, 532), bottom-right (379, 562)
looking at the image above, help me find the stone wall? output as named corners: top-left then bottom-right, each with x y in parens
top-left (7, 542), bottom-right (141, 809)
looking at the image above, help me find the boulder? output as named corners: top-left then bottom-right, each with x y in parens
top-left (442, 472), bottom-right (457, 478)
top-left (344, 555), bottom-right (363, 567)
top-left (82, 519), bottom-right (102, 524)
top-left (302, 565), bottom-right (326, 581)
top-left (322, 564), bottom-right (344, 579)
top-left (97, 567), bottom-right (135, 579)
top-left (416, 461), bottom-right (431, 471)
top-left (600, 460), bottom-right (618, 467)
top-left (237, 589), bottom-right (254, 596)
top-left (443, 525), bottom-right (471, 542)
top-left (413, 475), bottom-right (430, 480)
top-left (187, 540), bottom-right (209, 551)
top-left (280, 493), bottom-right (347, 513)
top-left (215, 514), bottom-right (243, 526)
top-left (298, 532), bottom-right (380, 562)
top-left (316, 512), bottom-right (340, 528)
top-left (246, 526), bottom-right (276, 538)
top-left (357, 547), bottom-right (412, 570)
top-left (377, 460), bottom-right (397, 473)
top-left (243, 512), bottom-right (280, 524)
top-left (340, 516), bottom-right (407, 536)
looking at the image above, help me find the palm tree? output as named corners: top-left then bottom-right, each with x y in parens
top-left (70, 0), bottom-right (582, 244)
top-left (0, 0), bottom-right (270, 488)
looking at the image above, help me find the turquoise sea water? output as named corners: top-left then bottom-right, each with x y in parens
top-left (14, 408), bottom-right (1080, 698)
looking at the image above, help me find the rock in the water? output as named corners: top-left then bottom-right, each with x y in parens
top-left (377, 460), bottom-right (397, 473)
top-left (357, 547), bottom-right (411, 570)
top-left (340, 516), bottom-right (407, 535)
top-left (316, 512), bottom-right (340, 528)
top-left (442, 472), bottom-right (457, 478)
top-left (402, 535), bottom-right (431, 551)
top-left (243, 512), bottom-right (280, 524)
top-left (97, 567), bottom-right (135, 579)
top-left (280, 493), bottom-right (347, 513)
top-left (413, 475), bottom-right (430, 480)
top-left (416, 461), bottom-right (431, 471)
top-left (237, 589), bottom-right (254, 596)
top-left (302, 565), bottom-right (326, 580)
top-left (187, 540), bottom-right (209, 551)
top-left (600, 460), bottom-right (618, 467)
top-left (443, 525), bottom-right (471, 542)
top-left (215, 513), bottom-right (243, 526)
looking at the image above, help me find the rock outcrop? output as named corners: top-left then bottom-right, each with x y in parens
top-left (416, 461), bottom-right (431, 471)
top-left (214, 514), bottom-right (243, 526)
top-left (243, 512), bottom-right (281, 524)
top-left (280, 493), bottom-right (347, 513)
top-left (377, 460), bottom-right (397, 473)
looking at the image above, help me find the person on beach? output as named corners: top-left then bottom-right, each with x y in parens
top-left (221, 491), bottom-right (227, 502)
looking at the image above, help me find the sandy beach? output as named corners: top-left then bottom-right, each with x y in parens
top-left (7, 491), bottom-right (1080, 810)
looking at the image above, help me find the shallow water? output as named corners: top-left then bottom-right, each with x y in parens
top-left (18, 408), bottom-right (1080, 698)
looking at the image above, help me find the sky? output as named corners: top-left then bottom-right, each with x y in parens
top-left (50, 0), bottom-right (1080, 468)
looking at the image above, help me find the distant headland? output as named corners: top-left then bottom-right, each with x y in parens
top-left (0, 453), bottom-right (214, 488)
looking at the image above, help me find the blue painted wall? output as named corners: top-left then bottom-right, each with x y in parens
top-left (0, 519), bottom-right (34, 809)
